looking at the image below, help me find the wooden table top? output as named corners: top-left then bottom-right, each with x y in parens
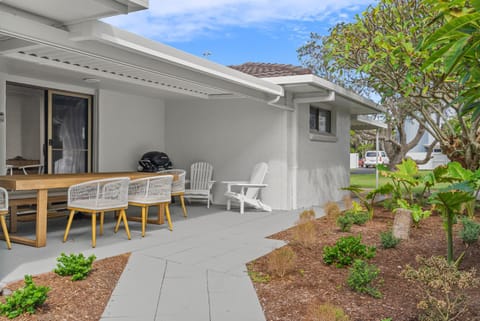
top-left (0, 172), bottom-right (169, 191)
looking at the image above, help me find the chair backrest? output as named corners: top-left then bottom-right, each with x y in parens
top-left (245, 162), bottom-right (268, 200)
top-left (157, 169), bottom-right (185, 193)
top-left (68, 177), bottom-right (130, 209)
top-left (0, 187), bottom-right (8, 211)
top-left (129, 175), bottom-right (173, 203)
top-left (190, 162), bottom-right (213, 191)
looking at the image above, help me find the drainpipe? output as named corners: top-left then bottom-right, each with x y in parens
top-left (375, 129), bottom-right (379, 188)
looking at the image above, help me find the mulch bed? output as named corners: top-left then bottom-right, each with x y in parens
top-left (0, 253), bottom-right (130, 321)
top-left (249, 207), bottom-right (480, 321)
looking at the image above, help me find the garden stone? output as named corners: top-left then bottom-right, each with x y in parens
top-left (393, 209), bottom-right (412, 240)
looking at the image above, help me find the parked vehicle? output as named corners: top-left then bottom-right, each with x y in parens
top-left (363, 151), bottom-right (389, 168)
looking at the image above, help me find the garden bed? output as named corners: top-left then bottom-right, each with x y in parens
top-left (249, 207), bottom-right (480, 321)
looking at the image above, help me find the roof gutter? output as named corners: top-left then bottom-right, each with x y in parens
top-left (293, 91), bottom-right (335, 104)
top-left (267, 95), bottom-right (295, 111)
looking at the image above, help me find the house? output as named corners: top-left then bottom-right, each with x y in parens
top-left (0, 0), bottom-right (383, 210)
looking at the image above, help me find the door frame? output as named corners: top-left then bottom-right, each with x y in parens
top-left (47, 90), bottom-right (93, 174)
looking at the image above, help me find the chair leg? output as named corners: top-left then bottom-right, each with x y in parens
top-left (0, 215), bottom-right (11, 250)
top-left (240, 199), bottom-right (244, 214)
top-left (91, 212), bottom-right (97, 248)
top-left (119, 209), bottom-right (131, 240)
top-left (180, 195), bottom-right (187, 217)
top-left (141, 206), bottom-right (146, 237)
top-left (114, 211), bottom-right (122, 233)
top-left (165, 204), bottom-right (173, 231)
top-left (100, 212), bottom-right (105, 236)
top-left (63, 210), bottom-right (76, 242)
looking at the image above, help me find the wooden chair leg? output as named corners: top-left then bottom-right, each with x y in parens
top-left (114, 211), bottom-right (122, 233)
top-left (100, 212), bottom-right (104, 236)
top-left (165, 204), bottom-right (173, 231)
top-left (9, 205), bottom-right (18, 233)
top-left (141, 206), bottom-right (146, 237)
top-left (180, 195), bottom-right (187, 217)
top-left (0, 215), bottom-right (11, 250)
top-left (91, 212), bottom-right (97, 248)
top-left (119, 209), bottom-right (131, 240)
top-left (63, 209), bottom-right (76, 242)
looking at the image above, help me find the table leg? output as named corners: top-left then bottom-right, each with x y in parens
top-left (35, 189), bottom-right (48, 247)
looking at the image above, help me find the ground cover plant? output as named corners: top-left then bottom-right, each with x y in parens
top-left (54, 253), bottom-right (96, 281)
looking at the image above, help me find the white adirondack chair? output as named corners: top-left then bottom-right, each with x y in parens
top-left (223, 162), bottom-right (272, 214)
top-left (184, 162), bottom-right (215, 208)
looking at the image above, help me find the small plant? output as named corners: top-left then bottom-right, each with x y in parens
top-left (459, 217), bottom-right (480, 245)
top-left (0, 275), bottom-right (50, 319)
top-left (380, 230), bottom-right (401, 249)
top-left (324, 202), bottom-right (341, 219)
top-left (305, 302), bottom-right (350, 321)
top-left (396, 199), bottom-right (431, 227)
top-left (323, 235), bottom-right (376, 268)
top-left (380, 318), bottom-right (392, 321)
top-left (247, 264), bottom-right (271, 283)
top-left (298, 209), bottom-right (316, 223)
top-left (342, 194), bottom-right (353, 210)
top-left (336, 214), bottom-right (354, 232)
top-left (401, 255), bottom-right (480, 321)
top-left (293, 220), bottom-right (318, 248)
top-left (54, 252), bottom-right (96, 281)
top-left (267, 246), bottom-right (296, 278)
top-left (347, 259), bottom-right (382, 298)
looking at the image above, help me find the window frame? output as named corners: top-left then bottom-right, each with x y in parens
top-left (308, 105), bottom-right (337, 142)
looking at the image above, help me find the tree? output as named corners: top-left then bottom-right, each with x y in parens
top-left (298, 15), bottom-right (435, 169)
top-left (422, 0), bottom-right (480, 120)
top-left (299, 0), bottom-right (480, 170)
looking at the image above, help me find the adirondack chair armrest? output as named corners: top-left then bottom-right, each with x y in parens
top-left (208, 180), bottom-right (216, 189)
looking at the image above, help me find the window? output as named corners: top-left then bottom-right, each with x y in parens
top-left (310, 106), bottom-right (331, 134)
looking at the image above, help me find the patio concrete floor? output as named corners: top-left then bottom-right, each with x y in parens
top-left (0, 203), bottom-right (325, 321)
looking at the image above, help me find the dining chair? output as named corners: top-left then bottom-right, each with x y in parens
top-left (157, 169), bottom-right (187, 217)
top-left (126, 175), bottom-right (174, 236)
top-left (0, 187), bottom-right (11, 249)
top-left (63, 177), bottom-right (131, 248)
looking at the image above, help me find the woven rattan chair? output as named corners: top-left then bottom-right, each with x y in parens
top-left (126, 175), bottom-right (173, 236)
top-left (158, 169), bottom-right (187, 217)
top-left (0, 187), bottom-right (11, 249)
top-left (63, 177), bottom-right (131, 248)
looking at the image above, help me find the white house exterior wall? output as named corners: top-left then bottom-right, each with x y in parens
top-left (97, 89), bottom-right (166, 171)
top-left (165, 98), bottom-right (289, 210)
top-left (295, 102), bottom-right (351, 208)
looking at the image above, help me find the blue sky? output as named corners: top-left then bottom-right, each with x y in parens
top-left (104, 0), bottom-right (377, 67)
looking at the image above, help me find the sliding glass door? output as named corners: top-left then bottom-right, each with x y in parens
top-left (47, 91), bottom-right (92, 174)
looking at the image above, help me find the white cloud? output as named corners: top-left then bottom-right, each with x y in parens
top-left (104, 0), bottom-right (376, 42)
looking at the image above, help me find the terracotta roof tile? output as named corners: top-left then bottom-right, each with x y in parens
top-left (229, 62), bottom-right (312, 78)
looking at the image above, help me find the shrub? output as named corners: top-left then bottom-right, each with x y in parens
top-left (0, 275), bottom-right (50, 319)
top-left (336, 214), bottom-right (354, 232)
top-left (305, 302), bottom-right (350, 321)
top-left (323, 235), bottom-right (376, 268)
top-left (298, 209), bottom-right (316, 223)
top-left (349, 211), bottom-right (370, 225)
top-left (347, 259), bottom-right (382, 298)
top-left (54, 253), bottom-right (96, 281)
top-left (324, 202), bottom-right (341, 219)
top-left (342, 194), bottom-right (353, 210)
top-left (459, 217), bottom-right (480, 245)
top-left (267, 246), bottom-right (297, 278)
top-left (380, 230), bottom-right (401, 249)
top-left (293, 220), bottom-right (318, 249)
top-left (401, 255), bottom-right (480, 321)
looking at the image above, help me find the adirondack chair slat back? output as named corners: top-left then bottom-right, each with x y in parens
top-left (190, 162), bottom-right (213, 191)
top-left (245, 162), bottom-right (268, 200)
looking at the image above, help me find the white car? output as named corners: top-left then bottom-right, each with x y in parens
top-left (363, 151), bottom-right (389, 168)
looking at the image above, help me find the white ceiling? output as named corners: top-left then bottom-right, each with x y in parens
top-left (0, 0), bottom-right (147, 25)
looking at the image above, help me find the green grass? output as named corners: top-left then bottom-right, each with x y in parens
top-left (350, 170), bottom-right (448, 192)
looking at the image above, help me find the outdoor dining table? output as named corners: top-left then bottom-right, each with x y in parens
top-left (0, 171), bottom-right (173, 248)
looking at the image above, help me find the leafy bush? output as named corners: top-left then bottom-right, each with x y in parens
top-left (459, 217), bottom-right (480, 245)
top-left (267, 246), bottom-right (296, 278)
top-left (380, 230), bottom-right (401, 249)
top-left (0, 275), bottom-right (50, 319)
top-left (336, 214), bottom-right (354, 232)
top-left (396, 199), bottom-right (431, 227)
top-left (347, 259), bottom-right (382, 298)
top-left (401, 255), bottom-right (480, 321)
top-left (54, 253), bottom-right (96, 281)
top-left (305, 302), bottom-right (350, 321)
top-left (323, 235), bottom-right (376, 268)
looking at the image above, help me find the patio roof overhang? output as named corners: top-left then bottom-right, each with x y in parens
top-left (264, 74), bottom-right (384, 115)
top-left (0, 11), bottom-right (284, 102)
top-left (351, 115), bottom-right (387, 130)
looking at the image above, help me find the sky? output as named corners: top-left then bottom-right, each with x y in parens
top-left (104, 0), bottom-right (377, 67)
